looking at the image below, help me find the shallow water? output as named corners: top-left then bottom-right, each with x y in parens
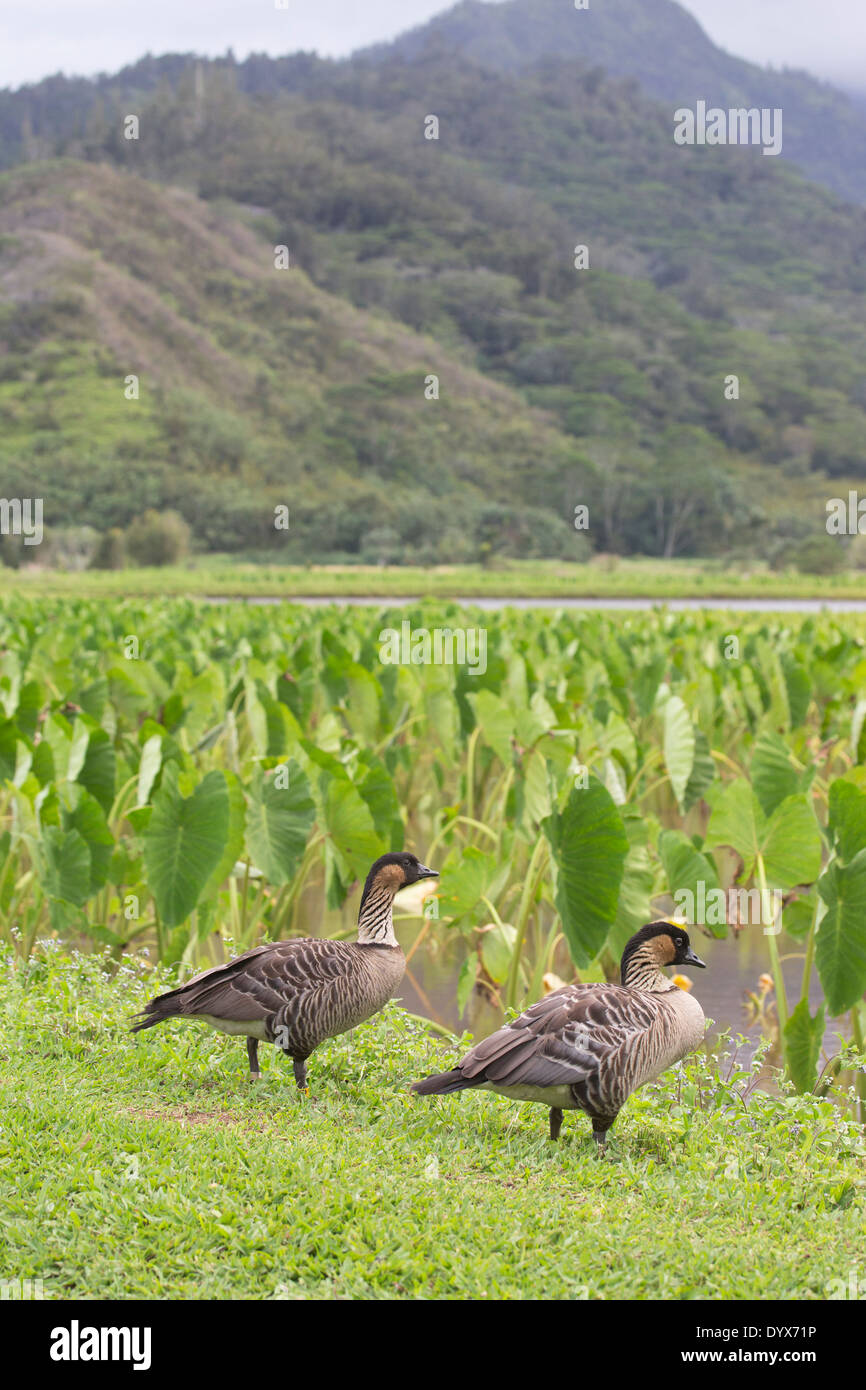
top-left (394, 924), bottom-right (845, 1061)
top-left (209, 595), bottom-right (866, 613)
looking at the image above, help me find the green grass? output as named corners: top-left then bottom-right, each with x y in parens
top-left (4, 556), bottom-right (866, 601)
top-left (2, 946), bottom-right (863, 1300)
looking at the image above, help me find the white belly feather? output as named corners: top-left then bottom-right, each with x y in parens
top-left (484, 1083), bottom-right (579, 1109)
top-left (197, 1014), bottom-right (269, 1041)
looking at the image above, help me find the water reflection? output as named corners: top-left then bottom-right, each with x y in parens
top-left (394, 922), bottom-right (847, 1061)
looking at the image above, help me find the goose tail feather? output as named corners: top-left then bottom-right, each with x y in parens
top-left (412, 1068), bottom-right (470, 1096)
top-left (130, 997), bottom-right (181, 1033)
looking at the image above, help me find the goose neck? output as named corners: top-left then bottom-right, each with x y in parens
top-left (622, 946), bottom-right (674, 993)
top-left (357, 883), bottom-right (398, 947)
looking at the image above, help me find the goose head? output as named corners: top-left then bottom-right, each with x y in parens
top-left (359, 851), bottom-right (438, 912)
top-left (621, 921), bottom-right (706, 987)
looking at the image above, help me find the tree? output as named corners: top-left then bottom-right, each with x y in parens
top-left (125, 510), bottom-right (190, 567)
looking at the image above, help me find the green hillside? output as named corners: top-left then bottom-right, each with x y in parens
top-left (0, 8), bottom-right (865, 564)
top-left (379, 0), bottom-right (866, 207)
top-left (0, 160), bottom-right (584, 562)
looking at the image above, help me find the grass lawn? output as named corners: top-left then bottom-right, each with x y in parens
top-left (3, 557), bottom-right (866, 601)
top-left (2, 948), bottom-right (863, 1301)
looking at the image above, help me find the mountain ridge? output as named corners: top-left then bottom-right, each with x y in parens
top-left (0, 4), bottom-right (863, 564)
top-left (366, 0), bottom-right (866, 207)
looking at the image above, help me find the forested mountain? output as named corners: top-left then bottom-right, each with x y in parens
top-left (0, 1), bottom-right (864, 563)
top-left (0, 160), bottom-right (583, 562)
top-left (375, 0), bottom-right (866, 208)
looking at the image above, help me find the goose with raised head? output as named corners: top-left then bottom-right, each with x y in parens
top-left (412, 921), bottom-right (706, 1148)
top-left (133, 852), bottom-right (438, 1092)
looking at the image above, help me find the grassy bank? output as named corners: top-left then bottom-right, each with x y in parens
top-left (2, 948), bottom-right (863, 1300)
top-left (3, 557), bottom-right (866, 601)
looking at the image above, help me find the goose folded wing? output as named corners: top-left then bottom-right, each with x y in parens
top-left (172, 939), bottom-right (346, 1021)
top-left (459, 985), bottom-right (662, 1089)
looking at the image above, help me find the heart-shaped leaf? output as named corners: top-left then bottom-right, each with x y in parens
top-left (143, 767), bottom-right (230, 926)
top-left (542, 778), bottom-right (629, 967)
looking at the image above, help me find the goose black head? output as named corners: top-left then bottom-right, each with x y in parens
top-left (620, 921), bottom-right (706, 985)
top-left (360, 852), bottom-right (438, 910)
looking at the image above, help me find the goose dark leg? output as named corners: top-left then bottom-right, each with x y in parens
top-left (292, 1057), bottom-right (310, 1096)
top-left (247, 1038), bottom-right (260, 1080)
top-left (592, 1114), bottom-right (616, 1153)
top-left (549, 1107), bottom-right (563, 1141)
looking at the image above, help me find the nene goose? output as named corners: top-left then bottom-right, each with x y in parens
top-left (132, 852), bottom-right (438, 1091)
top-left (412, 921), bottom-right (706, 1148)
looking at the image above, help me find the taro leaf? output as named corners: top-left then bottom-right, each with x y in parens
top-left (356, 756), bottom-right (404, 851)
top-left (782, 891), bottom-right (817, 942)
top-left (245, 761), bottom-right (315, 886)
top-left (457, 955), bottom-right (478, 1017)
top-left (541, 778), bottom-right (629, 967)
top-left (277, 664), bottom-right (316, 726)
top-left (597, 712), bottom-right (637, 777)
top-left (202, 771), bottom-right (246, 898)
top-left (469, 689), bottom-right (515, 765)
top-left (705, 781), bottom-right (821, 890)
top-left (852, 699), bottom-right (866, 764)
top-left (682, 728), bottom-right (715, 812)
top-left (77, 725), bottom-right (116, 816)
top-left (603, 756), bottom-right (627, 805)
top-left (751, 730), bottom-right (803, 818)
top-left (0, 719), bottom-right (17, 783)
top-left (126, 806), bottom-right (152, 836)
top-left (246, 682), bottom-right (298, 758)
top-left (43, 714), bottom-right (89, 783)
top-left (610, 836), bottom-right (655, 956)
top-left (633, 653), bottom-right (666, 719)
top-left (816, 852), bottom-right (866, 1015)
top-left (781, 656), bottom-right (811, 729)
top-left (762, 796), bottom-right (823, 890)
top-left (39, 826), bottom-right (91, 907)
top-left (658, 828), bottom-right (725, 938)
top-left (325, 779), bottom-right (383, 882)
top-left (480, 922), bottom-right (517, 984)
top-left (32, 738), bottom-right (55, 786)
top-left (143, 767), bottom-right (230, 926)
top-left (437, 845), bottom-right (496, 923)
top-left (175, 667), bottom-right (224, 746)
top-left (828, 778), bottom-right (866, 864)
top-left (344, 662), bottom-right (381, 743)
top-left (137, 733), bottom-right (163, 808)
top-left (76, 677), bottom-right (108, 724)
top-left (15, 680), bottom-right (43, 739)
top-left (783, 999), bottom-right (825, 1094)
top-left (424, 665), bottom-right (460, 759)
top-left (518, 747), bottom-right (553, 831)
top-left (62, 787), bottom-right (113, 895)
top-left (663, 696), bottom-right (695, 807)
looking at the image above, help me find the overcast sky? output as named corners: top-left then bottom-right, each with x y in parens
top-left (1, 0), bottom-right (865, 93)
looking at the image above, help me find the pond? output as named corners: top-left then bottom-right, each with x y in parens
top-left (394, 920), bottom-right (845, 1065)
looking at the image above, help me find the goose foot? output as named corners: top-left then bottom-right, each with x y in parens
top-left (592, 1117), bottom-right (616, 1155)
top-left (292, 1057), bottom-right (310, 1093)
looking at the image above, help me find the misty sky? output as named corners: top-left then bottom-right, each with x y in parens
top-left (1, 0), bottom-right (865, 92)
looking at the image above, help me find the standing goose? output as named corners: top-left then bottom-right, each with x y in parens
top-left (132, 852), bottom-right (438, 1091)
top-left (412, 921), bottom-right (706, 1148)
